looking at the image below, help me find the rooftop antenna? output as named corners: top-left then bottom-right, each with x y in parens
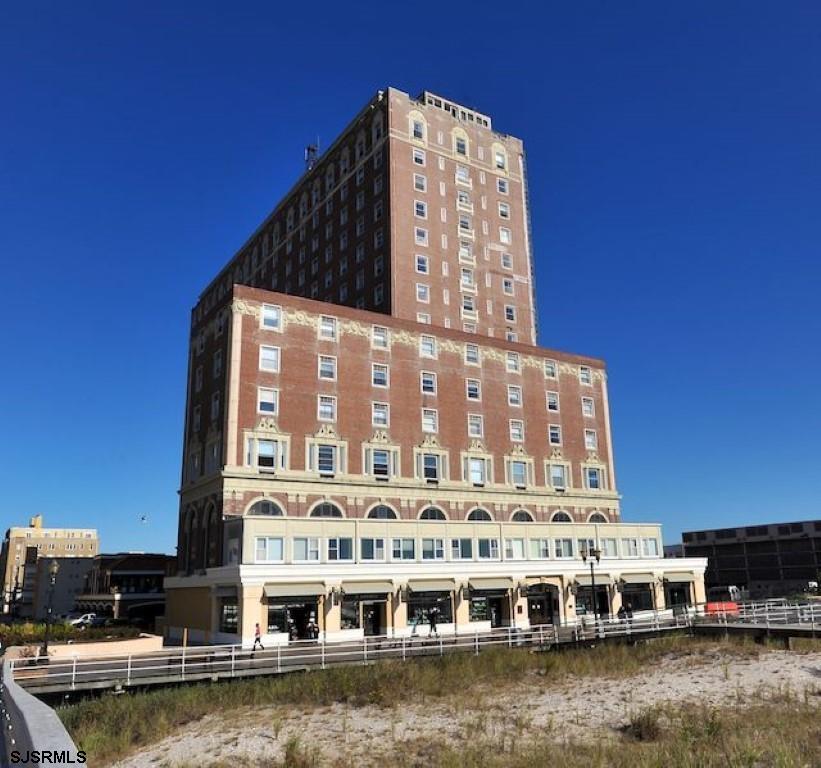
top-left (305, 138), bottom-right (319, 171)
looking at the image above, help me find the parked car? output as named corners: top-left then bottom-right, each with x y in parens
top-left (68, 613), bottom-right (97, 628)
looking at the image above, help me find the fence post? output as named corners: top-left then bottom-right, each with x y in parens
top-left (401, 637), bottom-right (406, 662)
top-left (181, 646), bottom-right (186, 680)
top-left (439, 635), bottom-right (443, 657)
top-left (321, 639), bottom-right (326, 670)
top-left (363, 637), bottom-right (368, 665)
top-left (127, 654), bottom-right (132, 686)
top-left (277, 644), bottom-right (281, 673)
top-left (474, 632), bottom-right (479, 656)
top-left (231, 645), bottom-right (236, 677)
top-left (71, 657), bottom-right (77, 689)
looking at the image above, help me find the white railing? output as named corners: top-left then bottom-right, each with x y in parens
top-left (705, 600), bottom-right (821, 630)
top-left (9, 612), bottom-right (694, 691)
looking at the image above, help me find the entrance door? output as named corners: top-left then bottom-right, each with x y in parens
top-left (488, 596), bottom-right (504, 628)
top-left (362, 602), bottom-right (384, 636)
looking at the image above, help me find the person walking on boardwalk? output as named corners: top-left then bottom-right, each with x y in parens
top-left (253, 622), bottom-right (265, 651)
top-left (428, 605), bottom-right (440, 638)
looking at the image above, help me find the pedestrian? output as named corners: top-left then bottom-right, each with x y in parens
top-left (253, 622), bottom-right (264, 651)
top-left (410, 609), bottom-right (421, 637)
top-left (617, 605), bottom-right (627, 622)
top-left (306, 613), bottom-right (318, 640)
top-left (626, 602), bottom-right (634, 620)
top-left (428, 605), bottom-right (439, 637)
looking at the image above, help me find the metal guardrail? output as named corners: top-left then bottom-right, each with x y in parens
top-left (10, 612), bottom-right (695, 692)
top-left (705, 600), bottom-right (821, 631)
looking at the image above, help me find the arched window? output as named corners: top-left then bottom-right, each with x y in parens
top-left (419, 507), bottom-right (446, 521)
top-left (310, 502), bottom-right (344, 518)
top-left (247, 500), bottom-right (284, 517)
top-left (367, 505), bottom-right (397, 520)
top-left (588, 512), bottom-right (608, 523)
top-left (467, 508), bottom-right (493, 522)
top-left (511, 509), bottom-right (534, 522)
top-left (551, 511), bottom-right (572, 523)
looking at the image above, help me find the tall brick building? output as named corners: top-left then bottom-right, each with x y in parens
top-left (165, 88), bottom-right (706, 645)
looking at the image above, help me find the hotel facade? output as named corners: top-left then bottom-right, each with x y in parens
top-left (165, 87), bottom-right (706, 646)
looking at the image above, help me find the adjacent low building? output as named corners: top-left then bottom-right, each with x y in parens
top-left (683, 520), bottom-right (821, 599)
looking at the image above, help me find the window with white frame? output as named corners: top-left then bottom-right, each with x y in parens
top-left (548, 425), bottom-right (562, 445)
top-left (509, 459), bottom-right (528, 486)
top-left (392, 538), bottom-right (416, 560)
top-left (478, 538), bottom-right (499, 559)
top-left (372, 363), bottom-right (389, 387)
top-left (462, 294), bottom-right (476, 313)
top-left (584, 429), bottom-right (598, 450)
top-left (360, 537), bottom-right (385, 561)
top-left (498, 201), bottom-right (510, 219)
top-left (319, 315), bottom-right (337, 341)
top-left (314, 443), bottom-right (338, 475)
top-left (415, 254), bottom-right (429, 274)
top-left (417, 312), bottom-right (431, 324)
top-left (451, 538), bottom-right (473, 559)
top-left (621, 538), bottom-right (639, 557)
top-left (421, 452), bottom-right (441, 480)
top-left (413, 148), bottom-right (426, 166)
top-left (372, 402), bottom-right (389, 427)
top-left (505, 305), bottom-right (516, 322)
top-left (466, 456), bottom-right (489, 485)
top-left (261, 304), bottom-right (282, 330)
top-left (372, 325), bottom-right (389, 349)
top-left (328, 537), bottom-right (354, 561)
top-left (509, 420), bottom-right (525, 442)
top-left (465, 343), bottom-right (480, 365)
top-left (455, 165), bottom-right (469, 184)
top-left (421, 371), bottom-right (437, 394)
top-left (413, 173), bottom-right (427, 192)
top-left (292, 537), bottom-right (320, 562)
top-left (422, 538), bottom-right (445, 560)
top-left (246, 437), bottom-right (287, 471)
top-left (499, 227), bottom-right (511, 244)
top-left (582, 397), bottom-right (595, 417)
top-left (579, 366), bottom-right (592, 385)
top-left (412, 119), bottom-right (425, 140)
top-left (504, 538), bottom-right (525, 560)
top-left (585, 467), bottom-right (603, 490)
top-left (318, 355), bottom-right (336, 380)
top-left (508, 385), bottom-right (522, 406)
top-left (601, 538), bottom-right (618, 558)
top-left (317, 395), bottom-right (336, 421)
top-left (642, 538), bottom-right (660, 558)
top-left (419, 335), bottom-right (437, 358)
top-left (466, 378), bottom-right (481, 400)
top-left (416, 283), bottom-right (430, 303)
top-left (548, 463), bottom-right (568, 490)
top-left (502, 253), bottom-right (513, 269)
top-left (468, 413), bottom-right (484, 437)
top-left (502, 277), bottom-right (514, 295)
top-left (255, 537), bottom-right (283, 563)
top-left (415, 227), bottom-right (428, 246)
top-left (506, 352), bottom-right (520, 373)
top-left (494, 150), bottom-right (506, 170)
top-left (554, 538), bottom-right (573, 558)
top-left (460, 267), bottom-right (474, 288)
top-left (366, 447), bottom-right (396, 479)
top-left (546, 391), bottom-right (560, 412)
top-left (497, 178), bottom-right (509, 194)
top-left (257, 387), bottom-right (278, 415)
top-left (422, 408), bottom-right (438, 433)
top-left (414, 200), bottom-right (427, 219)
top-left (530, 538), bottom-right (550, 559)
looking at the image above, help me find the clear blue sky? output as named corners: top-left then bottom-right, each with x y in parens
top-left (2, 2), bottom-right (819, 553)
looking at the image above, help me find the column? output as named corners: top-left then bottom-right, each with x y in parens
top-left (324, 592), bottom-right (341, 636)
top-left (239, 584), bottom-right (264, 646)
top-left (562, 578), bottom-right (577, 623)
top-left (455, 588), bottom-right (471, 630)
top-left (392, 589), bottom-right (408, 634)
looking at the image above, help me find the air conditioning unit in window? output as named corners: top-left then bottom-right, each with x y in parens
top-left (426, 478), bottom-right (439, 485)
top-left (516, 484), bottom-right (526, 491)
top-left (556, 487), bottom-right (565, 493)
top-left (473, 482), bottom-right (484, 488)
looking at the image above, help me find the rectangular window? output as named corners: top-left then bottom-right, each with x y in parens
top-left (504, 538), bottom-right (525, 560)
top-left (622, 538), bottom-right (639, 557)
top-left (495, 151), bottom-right (506, 169)
top-left (478, 538), bottom-right (499, 559)
top-left (422, 538), bottom-right (445, 560)
top-left (328, 537), bottom-right (354, 561)
top-left (414, 173), bottom-right (427, 192)
top-left (456, 165), bottom-right (469, 184)
top-left (261, 304), bottom-right (282, 330)
top-left (468, 414), bottom-right (484, 437)
top-left (422, 408), bottom-right (438, 433)
top-left (254, 537), bottom-right (283, 563)
top-left (466, 379), bottom-right (481, 400)
top-left (416, 283), bottom-right (430, 302)
top-left (586, 467), bottom-right (602, 489)
top-left (509, 420), bottom-right (525, 442)
top-left (317, 395), bottom-right (336, 422)
top-left (505, 305), bottom-right (516, 322)
top-left (547, 391), bottom-right (560, 412)
top-left (584, 430), bottom-right (598, 450)
top-left (413, 148), bottom-right (426, 166)
top-left (643, 538), bottom-right (660, 558)
top-left (412, 120), bottom-right (424, 140)
top-left (510, 460), bottom-right (527, 486)
top-left (554, 538), bottom-right (574, 558)
top-left (414, 200), bottom-right (427, 218)
top-left (468, 457), bottom-right (486, 485)
top-left (549, 425), bottom-right (562, 445)
top-left (499, 227), bottom-right (511, 245)
top-left (420, 335), bottom-right (437, 358)
top-left (372, 363), bottom-right (389, 387)
top-left (415, 227), bottom-right (428, 246)
top-left (256, 439), bottom-right (279, 470)
top-left (316, 444), bottom-right (337, 475)
top-left (498, 202), bottom-right (510, 219)
top-left (415, 254), bottom-right (429, 274)
top-left (503, 278), bottom-right (514, 295)
top-left (465, 344), bottom-right (480, 365)
top-left (549, 463), bottom-right (567, 490)
top-left (497, 178), bottom-right (509, 194)
top-left (257, 387), bottom-right (278, 415)
top-left (506, 352), bottom-right (520, 373)
top-left (462, 294), bottom-right (476, 312)
top-left (582, 397), bottom-right (595, 417)
top-left (601, 538), bottom-right (618, 558)
top-left (421, 371), bottom-right (437, 394)
top-left (318, 355), bottom-right (336, 380)
top-left (372, 325), bottom-right (389, 349)
top-left (417, 312), bottom-right (431, 324)
top-left (293, 537), bottom-right (320, 562)
top-left (508, 385), bottom-right (522, 406)
top-left (422, 453), bottom-right (440, 480)
top-left (371, 448), bottom-right (390, 477)
top-left (579, 366), bottom-right (592, 385)
top-left (502, 253), bottom-right (513, 270)
top-left (213, 350), bottom-right (223, 379)
top-left (319, 316), bottom-right (337, 341)
top-left (372, 402), bottom-right (389, 427)
top-left (210, 392), bottom-right (220, 421)
top-left (451, 538), bottom-right (473, 559)
top-left (530, 538), bottom-right (551, 559)
top-left (392, 538), bottom-right (416, 560)
top-left (361, 538), bottom-right (385, 561)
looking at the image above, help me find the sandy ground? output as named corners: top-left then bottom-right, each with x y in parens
top-left (114, 647), bottom-right (821, 768)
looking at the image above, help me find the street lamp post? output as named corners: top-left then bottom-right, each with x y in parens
top-left (581, 545), bottom-right (602, 630)
top-left (40, 560), bottom-right (60, 660)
